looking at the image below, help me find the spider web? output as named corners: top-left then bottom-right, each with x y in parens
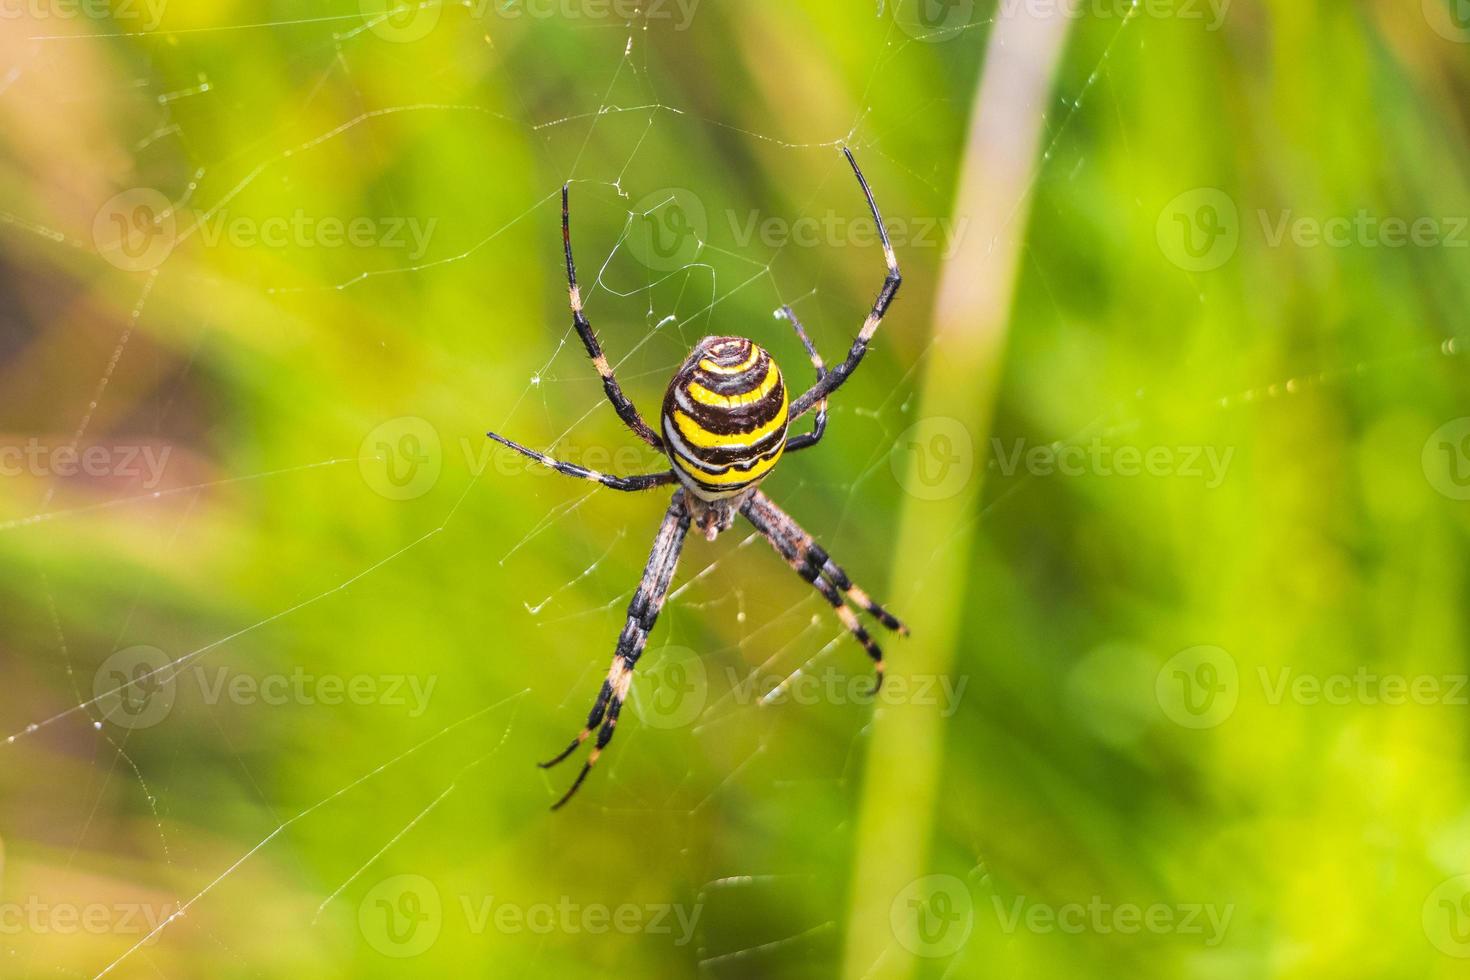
top-left (1, 0), bottom-right (1464, 976)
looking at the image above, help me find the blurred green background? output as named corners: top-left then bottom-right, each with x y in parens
top-left (3, 0), bottom-right (1470, 976)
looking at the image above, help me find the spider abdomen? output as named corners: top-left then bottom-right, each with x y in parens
top-left (660, 336), bottom-right (788, 501)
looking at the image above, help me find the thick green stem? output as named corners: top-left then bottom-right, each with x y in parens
top-left (841, 9), bottom-right (1077, 978)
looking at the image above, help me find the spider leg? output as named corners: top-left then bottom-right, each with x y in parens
top-left (562, 185), bottom-right (665, 450)
top-left (740, 490), bottom-right (906, 692)
top-left (798, 531), bottom-right (909, 635)
top-left (778, 305), bottom-right (828, 454)
top-left (789, 147), bottom-right (902, 421)
top-left (486, 431), bottom-right (676, 491)
top-left (541, 490), bottom-right (692, 809)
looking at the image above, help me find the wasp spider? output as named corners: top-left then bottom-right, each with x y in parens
top-left (489, 148), bottom-right (907, 809)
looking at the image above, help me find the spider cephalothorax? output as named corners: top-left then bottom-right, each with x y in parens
top-left (488, 147), bottom-right (907, 808)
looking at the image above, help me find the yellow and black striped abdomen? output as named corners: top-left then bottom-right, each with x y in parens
top-left (661, 336), bottom-right (789, 501)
